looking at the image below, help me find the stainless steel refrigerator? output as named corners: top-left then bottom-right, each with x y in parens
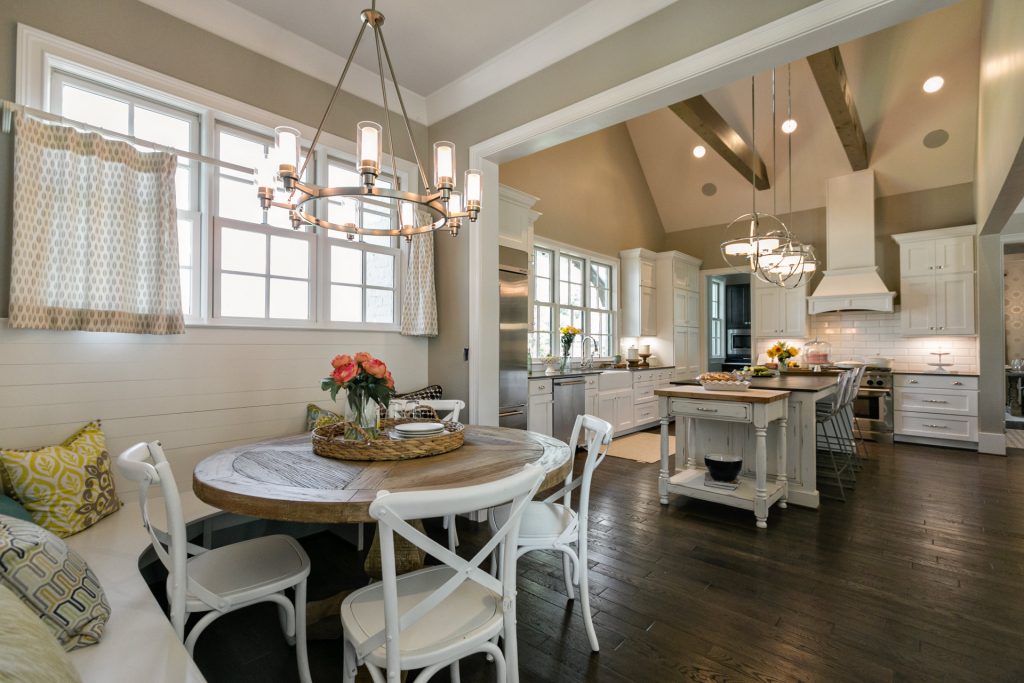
top-left (498, 246), bottom-right (529, 430)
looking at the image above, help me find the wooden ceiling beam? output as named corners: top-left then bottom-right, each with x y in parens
top-left (669, 96), bottom-right (770, 190)
top-left (807, 46), bottom-right (869, 171)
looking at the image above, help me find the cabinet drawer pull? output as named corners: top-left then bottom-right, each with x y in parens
top-left (696, 407), bottom-right (718, 413)
top-left (909, 380), bottom-right (918, 384)
top-left (922, 399), bottom-right (948, 403)
top-left (924, 424), bottom-right (948, 429)
top-left (953, 381), bottom-right (963, 386)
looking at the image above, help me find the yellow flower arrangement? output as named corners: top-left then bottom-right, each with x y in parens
top-left (766, 340), bottom-right (799, 365)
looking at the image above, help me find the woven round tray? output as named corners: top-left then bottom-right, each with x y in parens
top-left (311, 417), bottom-right (465, 461)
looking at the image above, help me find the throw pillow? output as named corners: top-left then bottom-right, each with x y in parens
top-left (397, 384), bottom-right (444, 402)
top-left (0, 494), bottom-right (33, 523)
top-left (306, 403), bottom-right (341, 431)
top-left (0, 421), bottom-right (121, 537)
top-left (0, 514), bottom-right (111, 651)
top-left (0, 584), bottom-right (81, 682)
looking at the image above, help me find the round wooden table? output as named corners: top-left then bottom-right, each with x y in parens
top-left (193, 425), bottom-right (572, 523)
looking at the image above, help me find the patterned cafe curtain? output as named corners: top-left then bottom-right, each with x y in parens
top-left (9, 113), bottom-right (184, 334)
top-left (401, 210), bottom-right (438, 337)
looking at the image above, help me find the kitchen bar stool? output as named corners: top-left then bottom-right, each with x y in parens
top-left (816, 370), bottom-right (858, 501)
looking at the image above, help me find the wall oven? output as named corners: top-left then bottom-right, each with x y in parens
top-left (727, 329), bottom-right (751, 356)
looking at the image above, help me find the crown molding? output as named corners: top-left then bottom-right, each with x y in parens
top-left (136, 0), bottom-right (428, 125)
top-left (424, 0), bottom-right (675, 124)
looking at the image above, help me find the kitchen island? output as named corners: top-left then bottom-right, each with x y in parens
top-left (669, 374), bottom-right (840, 509)
top-left (656, 385), bottom-right (789, 528)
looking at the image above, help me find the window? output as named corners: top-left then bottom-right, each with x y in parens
top-left (530, 243), bottom-right (617, 359)
top-left (50, 72), bottom-right (201, 316)
top-left (323, 157), bottom-right (400, 325)
top-left (38, 48), bottom-right (411, 330)
top-left (710, 278), bottom-right (725, 358)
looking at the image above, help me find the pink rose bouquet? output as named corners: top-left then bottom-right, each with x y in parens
top-left (321, 352), bottom-right (396, 438)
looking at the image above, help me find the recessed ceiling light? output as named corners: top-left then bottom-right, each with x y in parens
top-left (781, 118), bottom-right (798, 134)
top-left (693, 145), bottom-right (707, 158)
top-left (923, 76), bottom-right (944, 93)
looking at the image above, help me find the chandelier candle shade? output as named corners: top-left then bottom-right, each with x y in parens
top-left (257, 1), bottom-right (481, 240)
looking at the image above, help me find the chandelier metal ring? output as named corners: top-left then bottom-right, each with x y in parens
top-left (279, 182), bottom-right (451, 237)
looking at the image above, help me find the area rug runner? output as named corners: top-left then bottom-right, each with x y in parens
top-left (606, 431), bottom-right (673, 463)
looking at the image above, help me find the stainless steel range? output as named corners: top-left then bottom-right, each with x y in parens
top-left (854, 367), bottom-right (893, 442)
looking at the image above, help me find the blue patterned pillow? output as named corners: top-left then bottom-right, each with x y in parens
top-left (0, 514), bottom-right (110, 650)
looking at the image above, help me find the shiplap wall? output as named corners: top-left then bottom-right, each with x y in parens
top-left (0, 321), bottom-right (428, 491)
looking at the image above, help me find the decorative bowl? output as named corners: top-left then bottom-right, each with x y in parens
top-left (704, 454), bottom-right (743, 482)
top-left (699, 380), bottom-right (751, 392)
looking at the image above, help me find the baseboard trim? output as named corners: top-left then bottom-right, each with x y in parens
top-left (978, 432), bottom-right (1008, 455)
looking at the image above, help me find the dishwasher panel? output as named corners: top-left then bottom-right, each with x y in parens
top-left (552, 377), bottom-right (586, 447)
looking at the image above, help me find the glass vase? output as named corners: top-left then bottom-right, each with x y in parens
top-left (560, 341), bottom-right (571, 372)
top-left (347, 394), bottom-right (380, 440)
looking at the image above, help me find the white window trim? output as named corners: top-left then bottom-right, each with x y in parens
top-left (18, 24), bottom-right (418, 333)
top-left (532, 237), bottom-right (619, 360)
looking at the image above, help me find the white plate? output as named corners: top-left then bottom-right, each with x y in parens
top-left (834, 361), bottom-right (865, 369)
top-left (395, 422), bottom-right (446, 435)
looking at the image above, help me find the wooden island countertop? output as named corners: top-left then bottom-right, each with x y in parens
top-left (671, 374), bottom-right (839, 393)
top-left (655, 385), bottom-right (790, 404)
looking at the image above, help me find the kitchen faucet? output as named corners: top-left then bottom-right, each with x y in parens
top-left (580, 335), bottom-right (599, 369)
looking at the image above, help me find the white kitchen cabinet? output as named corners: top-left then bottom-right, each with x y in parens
top-left (621, 248), bottom-right (659, 338)
top-left (894, 374), bottom-right (978, 446)
top-left (497, 185), bottom-right (541, 253)
top-left (584, 375), bottom-right (598, 420)
top-left (893, 226), bottom-right (976, 337)
top-left (754, 283), bottom-right (807, 338)
top-left (527, 379), bottom-right (553, 436)
top-left (673, 258), bottom-right (700, 291)
top-left (654, 251), bottom-right (703, 381)
top-left (640, 286), bottom-right (657, 336)
top-left (673, 288), bottom-right (700, 327)
top-left (599, 389), bottom-right (634, 434)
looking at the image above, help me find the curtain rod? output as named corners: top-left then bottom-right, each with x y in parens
top-left (1, 99), bottom-right (255, 176)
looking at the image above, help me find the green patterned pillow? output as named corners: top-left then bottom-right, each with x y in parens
top-left (306, 403), bottom-right (341, 431)
top-left (0, 584), bottom-right (81, 682)
top-left (0, 514), bottom-right (111, 651)
top-left (0, 421), bottom-right (121, 537)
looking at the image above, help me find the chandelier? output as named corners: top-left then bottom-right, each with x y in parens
top-left (721, 67), bottom-right (816, 288)
top-left (257, 1), bottom-right (480, 240)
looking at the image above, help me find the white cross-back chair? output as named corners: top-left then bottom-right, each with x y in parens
top-left (387, 399), bottom-right (467, 551)
top-left (489, 414), bottom-right (613, 653)
top-left (341, 463), bottom-right (545, 683)
top-left (115, 442), bottom-right (312, 683)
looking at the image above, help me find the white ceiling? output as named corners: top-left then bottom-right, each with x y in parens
top-left (138, 0), bottom-right (675, 124)
top-left (627, 0), bottom-right (982, 232)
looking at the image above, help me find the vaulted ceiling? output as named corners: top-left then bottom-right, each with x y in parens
top-left (627, 0), bottom-right (982, 232)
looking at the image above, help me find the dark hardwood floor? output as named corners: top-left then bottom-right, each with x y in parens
top-left (191, 438), bottom-right (1024, 682)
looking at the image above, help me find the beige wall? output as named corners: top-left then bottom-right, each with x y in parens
top-left (0, 0), bottom-right (428, 316)
top-left (426, 0), bottom-right (819, 411)
top-left (976, 0), bottom-right (1024, 234)
top-left (499, 124), bottom-right (665, 256)
top-left (663, 183), bottom-right (975, 298)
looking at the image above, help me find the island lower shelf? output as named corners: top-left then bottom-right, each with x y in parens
top-left (667, 468), bottom-right (787, 510)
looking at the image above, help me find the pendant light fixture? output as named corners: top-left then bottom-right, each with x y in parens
top-left (720, 67), bottom-right (815, 288)
top-left (256, 1), bottom-right (480, 241)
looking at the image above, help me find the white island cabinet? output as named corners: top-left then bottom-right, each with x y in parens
top-left (656, 386), bottom-right (790, 528)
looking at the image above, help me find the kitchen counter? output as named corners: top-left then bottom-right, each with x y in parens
top-left (896, 371), bottom-right (980, 377)
top-left (627, 365), bottom-right (675, 371)
top-left (672, 375), bottom-right (839, 393)
top-left (528, 369), bottom-right (605, 379)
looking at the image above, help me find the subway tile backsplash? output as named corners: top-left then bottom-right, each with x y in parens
top-left (754, 310), bottom-right (979, 374)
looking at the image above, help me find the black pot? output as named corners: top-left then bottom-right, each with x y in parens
top-left (704, 454), bottom-right (743, 482)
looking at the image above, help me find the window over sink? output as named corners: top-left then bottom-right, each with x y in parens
top-left (530, 241), bottom-right (617, 360)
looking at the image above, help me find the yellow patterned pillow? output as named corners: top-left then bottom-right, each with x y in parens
top-left (0, 422), bottom-right (121, 538)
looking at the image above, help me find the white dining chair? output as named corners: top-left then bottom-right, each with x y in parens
top-left (340, 463), bottom-right (544, 683)
top-left (115, 441), bottom-right (312, 683)
top-left (388, 398), bottom-right (467, 551)
top-left (489, 414), bottom-right (614, 652)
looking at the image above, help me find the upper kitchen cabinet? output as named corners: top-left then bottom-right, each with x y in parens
top-left (893, 226), bottom-right (976, 336)
top-left (621, 248), bottom-right (659, 337)
top-left (753, 280), bottom-right (808, 338)
top-left (654, 251), bottom-right (703, 380)
top-left (497, 185), bottom-right (541, 253)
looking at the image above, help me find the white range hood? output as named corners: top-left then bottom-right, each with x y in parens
top-left (807, 169), bottom-right (896, 314)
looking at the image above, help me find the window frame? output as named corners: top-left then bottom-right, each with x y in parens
top-left (26, 29), bottom-right (418, 332)
top-left (531, 238), bottom-right (619, 361)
